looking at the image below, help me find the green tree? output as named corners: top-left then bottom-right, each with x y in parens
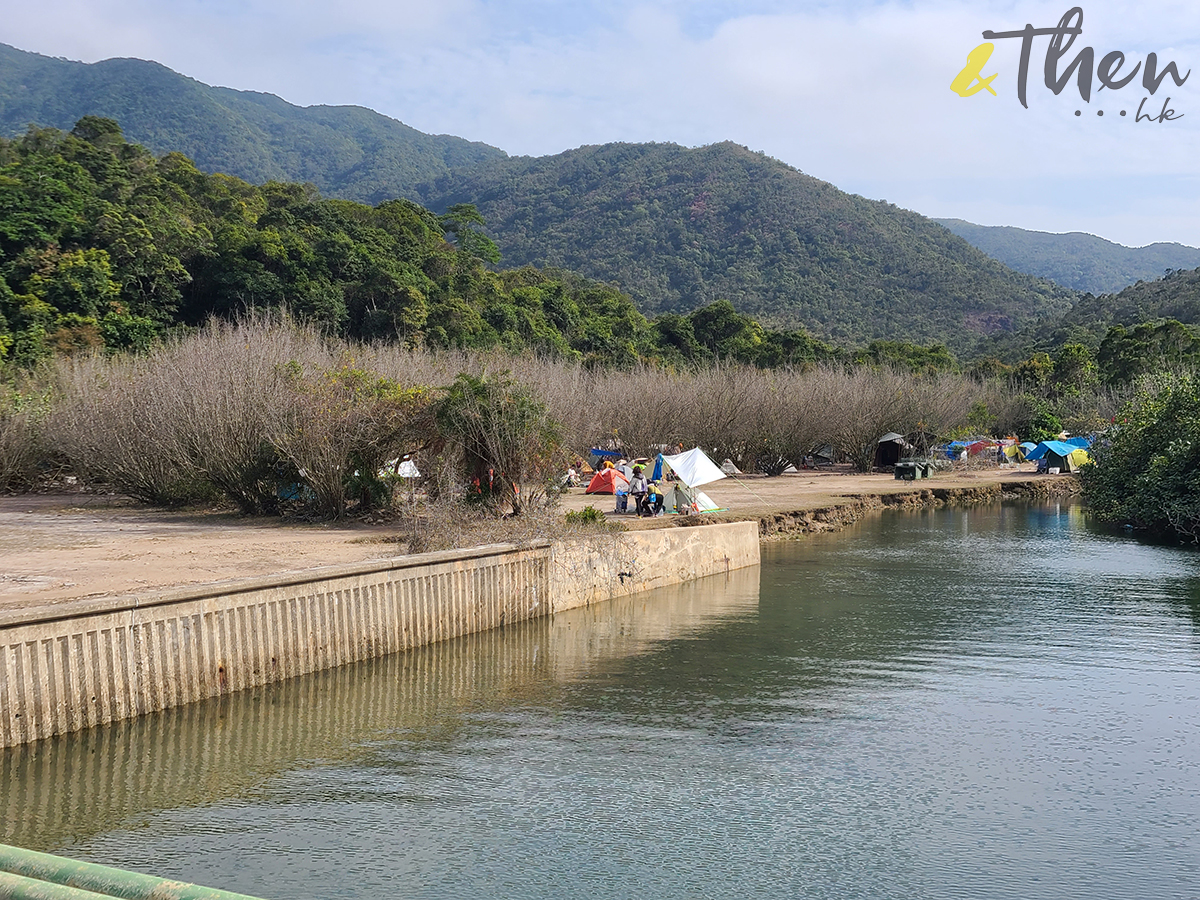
top-left (1013, 352), bottom-right (1054, 388)
top-left (439, 203), bottom-right (500, 264)
top-left (27, 248), bottom-right (119, 317)
top-left (1097, 320), bottom-right (1200, 386)
top-left (1051, 343), bottom-right (1098, 397)
top-left (436, 371), bottom-right (562, 513)
top-left (1081, 372), bottom-right (1200, 542)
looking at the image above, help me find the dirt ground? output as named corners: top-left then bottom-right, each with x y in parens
top-left (1, 463), bottom-right (1050, 613)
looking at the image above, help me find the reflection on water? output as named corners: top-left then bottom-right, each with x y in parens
top-left (1, 565), bottom-right (760, 852)
top-left (5, 502), bottom-right (1200, 900)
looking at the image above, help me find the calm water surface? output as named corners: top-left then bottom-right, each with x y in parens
top-left (5, 501), bottom-right (1200, 899)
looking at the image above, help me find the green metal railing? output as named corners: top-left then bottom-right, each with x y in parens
top-left (0, 844), bottom-right (270, 900)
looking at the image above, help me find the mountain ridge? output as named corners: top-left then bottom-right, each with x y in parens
top-left (0, 42), bottom-right (507, 203)
top-left (415, 140), bottom-right (1077, 354)
top-left (935, 217), bottom-right (1200, 295)
top-left (0, 42), bottom-right (1096, 354)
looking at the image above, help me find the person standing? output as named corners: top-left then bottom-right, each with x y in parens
top-left (628, 465), bottom-right (649, 515)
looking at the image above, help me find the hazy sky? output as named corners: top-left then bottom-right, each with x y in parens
top-left (7, 1), bottom-right (1200, 247)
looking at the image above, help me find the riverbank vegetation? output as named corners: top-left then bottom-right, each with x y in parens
top-left (1081, 371), bottom-right (1200, 543)
top-left (0, 316), bottom-right (1121, 512)
top-left (1, 119), bottom-right (1197, 541)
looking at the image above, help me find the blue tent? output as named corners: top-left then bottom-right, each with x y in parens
top-left (1064, 436), bottom-right (1091, 449)
top-left (944, 440), bottom-right (970, 459)
top-left (1026, 441), bottom-right (1090, 472)
top-left (1025, 441), bottom-right (1077, 461)
top-left (588, 447), bottom-right (622, 469)
top-left (1019, 441), bottom-right (1037, 453)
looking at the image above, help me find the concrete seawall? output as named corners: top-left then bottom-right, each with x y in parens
top-left (2, 564), bottom-right (762, 850)
top-left (0, 520), bottom-right (760, 749)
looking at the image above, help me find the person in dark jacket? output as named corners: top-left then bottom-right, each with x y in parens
top-left (628, 465), bottom-right (649, 515)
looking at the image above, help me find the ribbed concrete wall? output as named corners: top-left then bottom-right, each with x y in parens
top-left (0, 544), bottom-right (550, 749)
top-left (0, 522), bottom-right (760, 749)
top-left (1, 565), bottom-right (763, 851)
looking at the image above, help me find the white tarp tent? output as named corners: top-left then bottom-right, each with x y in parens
top-left (661, 447), bottom-right (726, 488)
top-left (381, 458), bottom-right (421, 478)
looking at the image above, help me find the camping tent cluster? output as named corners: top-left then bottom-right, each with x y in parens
top-left (581, 430), bottom-right (1096, 515)
top-left (585, 447), bottom-right (726, 515)
top-left (873, 431), bottom-right (1096, 474)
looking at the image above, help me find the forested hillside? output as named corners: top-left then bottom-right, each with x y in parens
top-left (416, 141), bottom-right (1076, 355)
top-left (0, 120), bottom-right (646, 365)
top-left (936, 218), bottom-right (1200, 295)
top-left (0, 43), bottom-right (505, 203)
top-left (982, 266), bottom-right (1200, 360)
top-left (0, 119), bottom-right (865, 371)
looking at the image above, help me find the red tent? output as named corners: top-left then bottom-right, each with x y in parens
top-left (585, 468), bottom-right (629, 494)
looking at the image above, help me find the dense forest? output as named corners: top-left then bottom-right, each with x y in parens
top-left (415, 141), bottom-right (1077, 355)
top-left (979, 267), bottom-right (1200, 376)
top-left (5, 117), bottom-right (1199, 388)
top-left (0, 119), bottom-right (873, 371)
top-left (936, 218), bottom-right (1200, 295)
top-left (0, 43), bottom-right (505, 203)
top-left (6, 42), bottom-right (1196, 378)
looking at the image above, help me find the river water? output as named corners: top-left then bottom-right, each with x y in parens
top-left (4, 501), bottom-right (1200, 900)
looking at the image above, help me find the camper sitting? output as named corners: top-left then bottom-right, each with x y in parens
top-left (643, 482), bottom-right (665, 517)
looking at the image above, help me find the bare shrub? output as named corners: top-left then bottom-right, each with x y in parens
top-left (46, 316), bottom-right (334, 510)
top-left (505, 355), bottom-right (600, 453)
top-left (987, 386), bottom-right (1040, 439)
top-left (48, 353), bottom-right (211, 504)
top-left (907, 372), bottom-right (979, 449)
top-left (685, 365), bottom-right (766, 464)
top-left (818, 366), bottom-right (912, 470)
top-left (389, 498), bottom-right (622, 555)
top-left (0, 379), bottom-right (50, 491)
top-left (166, 317), bottom-right (341, 513)
top-left (34, 314), bottom-right (1014, 521)
top-left (751, 368), bottom-right (830, 473)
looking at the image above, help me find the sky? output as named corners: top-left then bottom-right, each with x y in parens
top-left (6, 0), bottom-right (1200, 247)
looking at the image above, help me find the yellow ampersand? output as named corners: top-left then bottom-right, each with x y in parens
top-left (951, 42), bottom-right (998, 97)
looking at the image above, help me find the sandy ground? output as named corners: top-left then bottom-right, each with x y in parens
top-left (1, 463), bottom-right (1049, 612)
top-left (0, 494), bottom-right (402, 612)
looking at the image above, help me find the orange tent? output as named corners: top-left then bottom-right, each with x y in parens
top-left (585, 468), bottom-right (629, 494)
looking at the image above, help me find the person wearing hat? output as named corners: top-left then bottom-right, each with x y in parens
top-left (628, 464), bottom-right (648, 515)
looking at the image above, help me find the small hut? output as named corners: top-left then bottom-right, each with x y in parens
top-left (873, 432), bottom-right (907, 468)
